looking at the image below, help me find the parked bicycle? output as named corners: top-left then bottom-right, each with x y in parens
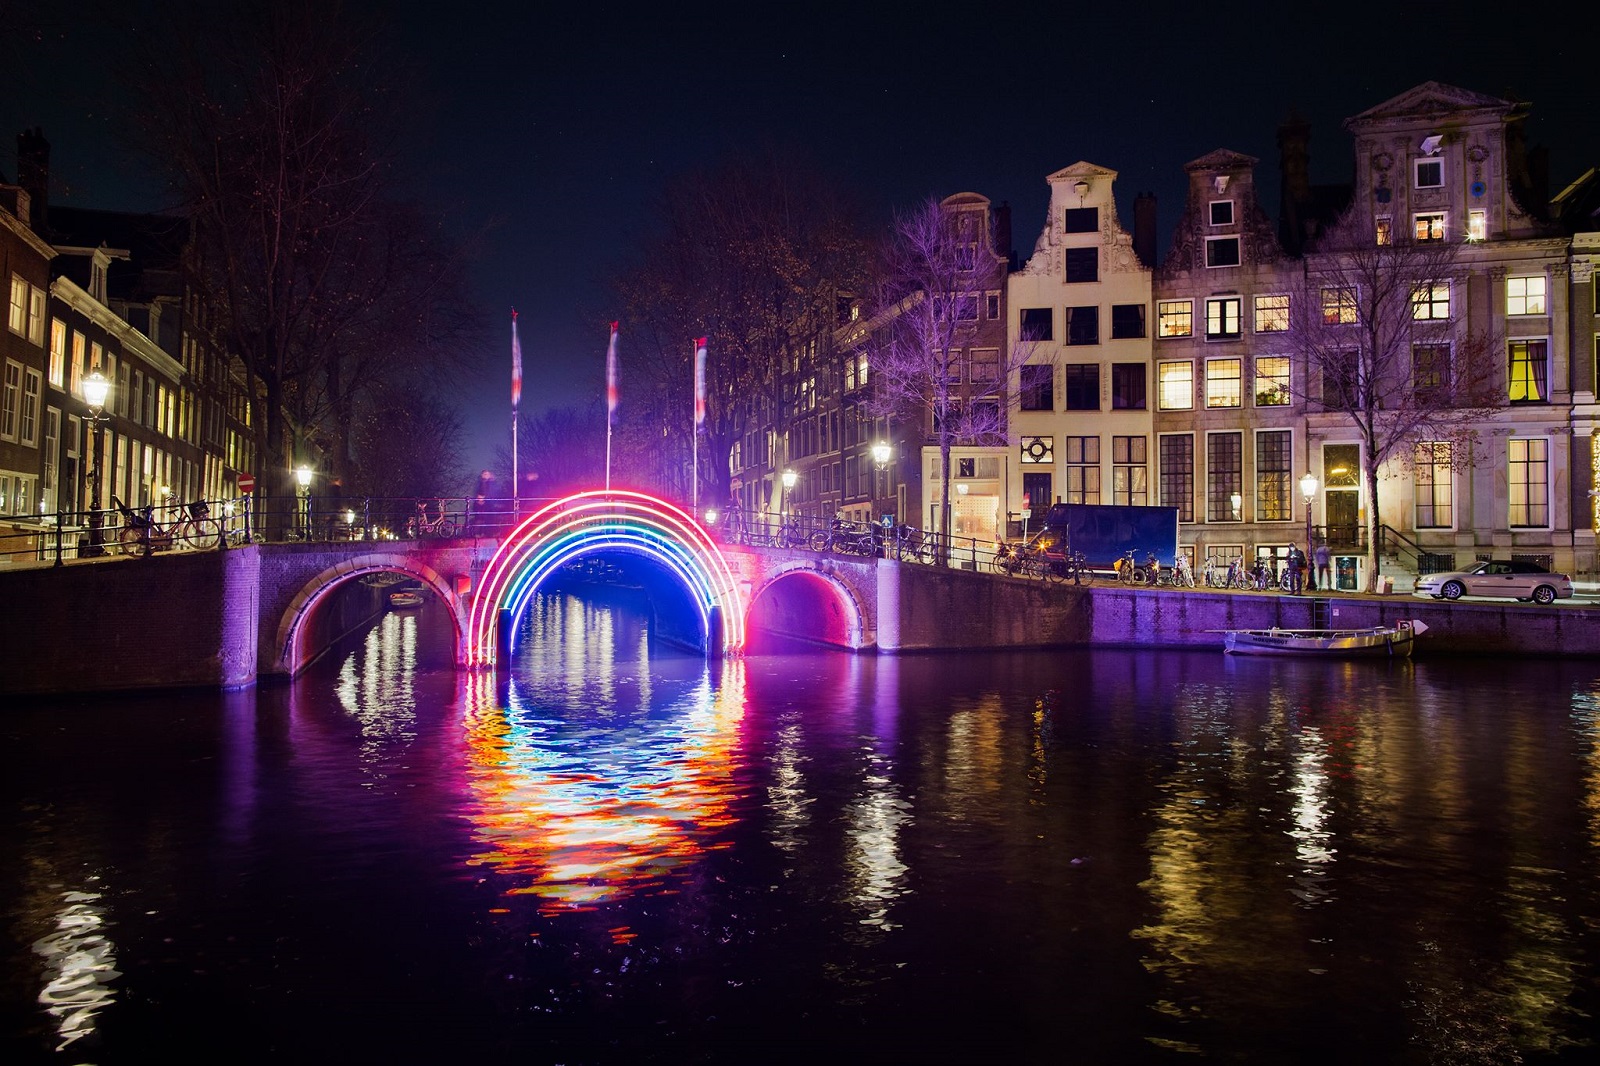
top-left (1170, 552), bottom-right (1196, 588)
top-left (112, 495), bottom-right (223, 556)
top-left (810, 516), bottom-right (874, 556)
top-left (408, 499), bottom-right (458, 538)
top-left (878, 522), bottom-right (932, 563)
top-left (1114, 548), bottom-right (1160, 587)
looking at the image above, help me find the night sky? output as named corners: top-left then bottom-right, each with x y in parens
top-left (6, 1), bottom-right (1599, 478)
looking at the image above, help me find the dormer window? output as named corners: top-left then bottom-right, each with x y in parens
top-left (1063, 207), bottom-right (1097, 233)
top-left (1205, 236), bottom-right (1241, 268)
top-left (1415, 158), bottom-right (1444, 189)
top-left (1208, 200), bottom-right (1234, 226)
top-left (90, 261), bottom-right (108, 302)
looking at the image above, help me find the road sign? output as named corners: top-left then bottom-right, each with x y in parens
top-left (238, 474), bottom-right (256, 494)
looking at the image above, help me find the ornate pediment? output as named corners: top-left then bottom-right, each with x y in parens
top-left (1046, 161), bottom-right (1118, 185)
top-left (1345, 81), bottom-right (1521, 129)
top-left (1184, 149), bottom-right (1259, 173)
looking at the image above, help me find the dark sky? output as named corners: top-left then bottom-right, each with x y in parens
top-left (6, 1), bottom-right (1599, 478)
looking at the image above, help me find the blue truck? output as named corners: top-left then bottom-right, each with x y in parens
top-left (1021, 503), bottom-right (1181, 569)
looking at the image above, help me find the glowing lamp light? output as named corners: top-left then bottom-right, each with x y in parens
top-left (344, 509), bottom-right (355, 525)
top-left (871, 441), bottom-right (892, 469)
top-left (704, 508), bottom-right (719, 525)
top-left (83, 370), bottom-right (111, 413)
top-left (781, 469), bottom-right (797, 490)
top-left (1230, 492), bottom-right (1243, 518)
top-left (1299, 473), bottom-right (1319, 503)
top-left (295, 465), bottom-right (312, 488)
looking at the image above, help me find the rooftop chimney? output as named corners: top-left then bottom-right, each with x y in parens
top-left (16, 127), bottom-right (49, 233)
top-left (1133, 192), bottom-right (1158, 269)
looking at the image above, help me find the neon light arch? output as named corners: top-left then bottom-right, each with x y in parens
top-left (467, 490), bottom-right (745, 666)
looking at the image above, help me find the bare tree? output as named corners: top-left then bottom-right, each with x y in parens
top-left (1286, 206), bottom-right (1500, 590)
top-left (862, 196), bottom-right (1032, 550)
top-left (611, 149), bottom-right (873, 511)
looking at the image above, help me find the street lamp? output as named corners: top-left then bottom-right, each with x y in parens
top-left (1300, 472), bottom-right (1319, 587)
top-left (82, 370), bottom-right (111, 556)
top-left (295, 465), bottom-right (313, 539)
top-left (871, 441), bottom-right (891, 469)
top-left (781, 468), bottom-right (796, 516)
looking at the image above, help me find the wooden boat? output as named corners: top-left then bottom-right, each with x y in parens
top-left (388, 590), bottom-right (425, 609)
top-left (1220, 620), bottom-right (1426, 657)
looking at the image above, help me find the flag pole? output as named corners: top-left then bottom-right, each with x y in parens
top-left (693, 337), bottom-right (707, 518)
top-left (605, 322), bottom-right (619, 493)
top-left (511, 310), bottom-right (523, 515)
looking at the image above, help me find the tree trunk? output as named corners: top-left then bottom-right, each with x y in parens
top-left (1364, 459), bottom-right (1382, 594)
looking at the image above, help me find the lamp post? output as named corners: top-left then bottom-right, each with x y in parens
top-left (295, 465), bottom-right (313, 539)
top-left (1299, 472), bottom-right (1319, 588)
top-left (82, 370), bottom-right (111, 557)
top-left (780, 468), bottom-right (796, 517)
top-left (871, 440), bottom-right (892, 518)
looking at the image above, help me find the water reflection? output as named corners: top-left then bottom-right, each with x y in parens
top-left (31, 882), bottom-right (118, 1052)
top-left (458, 593), bottom-right (746, 910)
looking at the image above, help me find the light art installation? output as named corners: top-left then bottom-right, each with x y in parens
top-left (466, 490), bottom-right (745, 665)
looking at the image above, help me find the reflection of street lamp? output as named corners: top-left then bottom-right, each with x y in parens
top-left (781, 468), bottom-right (796, 516)
top-left (295, 465), bottom-right (313, 538)
top-left (1230, 491), bottom-right (1242, 521)
top-left (82, 370), bottom-right (111, 556)
top-left (1300, 472), bottom-right (1319, 586)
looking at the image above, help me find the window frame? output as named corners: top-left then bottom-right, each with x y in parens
top-left (1156, 300), bottom-right (1193, 339)
top-left (1508, 339), bottom-right (1549, 403)
top-left (1208, 200), bottom-right (1235, 226)
top-left (1064, 305), bottom-right (1099, 346)
top-left (1254, 355), bottom-right (1291, 407)
top-left (1414, 440), bottom-right (1454, 529)
top-left (1253, 294), bottom-right (1289, 333)
top-left (1205, 236), bottom-right (1241, 269)
top-left (1204, 296), bottom-right (1242, 340)
top-left (1111, 362), bottom-right (1147, 410)
top-left (1414, 212), bottom-right (1446, 242)
top-left (1063, 363), bottom-right (1101, 411)
top-left (1158, 433), bottom-right (1194, 523)
top-left (1415, 157), bottom-right (1444, 189)
top-left (1064, 246), bottom-right (1099, 284)
top-left (1507, 437), bottom-right (1549, 528)
top-left (1205, 357), bottom-right (1243, 408)
top-left (1411, 281), bottom-right (1450, 320)
top-left (1158, 360), bottom-right (1193, 410)
top-left (1018, 364), bottom-right (1054, 411)
top-left (1206, 430), bottom-right (1244, 523)
top-left (1505, 275), bottom-right (1547, 316)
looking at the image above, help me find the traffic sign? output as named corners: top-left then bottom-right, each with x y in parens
top-left (238, 474), bottom-right (256, 494)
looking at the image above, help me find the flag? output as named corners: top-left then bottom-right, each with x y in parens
top-left (694, 337), bottom-right (707, 427)
top-left (606, 321), bottom-right (620, 420)
top-left (511, 310), bottom-right (522, 409)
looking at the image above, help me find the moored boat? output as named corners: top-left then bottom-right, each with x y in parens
top-left (1220, 620), bottom-right (1426, 657)
top-left (388, 590), bottom-right (425, 609)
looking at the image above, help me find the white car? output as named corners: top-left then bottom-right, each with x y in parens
top-left (1414, 560), bottom-right (1573, 605)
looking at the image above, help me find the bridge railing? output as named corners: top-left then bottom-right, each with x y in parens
top-left (710, 508), bottom-right (1004, 571)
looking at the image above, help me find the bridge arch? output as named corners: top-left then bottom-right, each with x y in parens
top-left (272, 555), bottom-right (466, 678)
top-left (466, 490), bottom-right (746, 666)
top-left (745, 561), bottom-right (871, 650)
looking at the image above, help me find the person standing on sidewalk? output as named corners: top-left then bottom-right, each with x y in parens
top-left (1286, 542), bottom-right (1306, 595)
top-left (1314, 541), bottom-right (1331, 591)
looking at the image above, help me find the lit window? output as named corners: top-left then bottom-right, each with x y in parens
top-left (1255, 430), bottom-right (1292, 521)
top-left (1376, 217), bottom-right (1392, 246)
top-left (1506, 276), bottom-right (1546, 316)
top-left (1254, 356), bottom-right (1290, 406)
top-left (1205, 236), bottom-right (1241, 268)
top-left (48, 319), bottom-right (66, 387)
top-left (1508, 340), bottom-right (1548, 403)
top-left (1157, 300), bottom-right (1192, 338)
top-left (1412, 282), bottom-right (1450, 320)
top-left (1415, 158), bottom-right (1443, 188)
top-left (1206, 358), bottom-right (1242, 407)
top-left (1064, 436), bottom-right (1100, 505)
top-left (7, 276), bottom-right (24, 335)
top-left (1158, 361), bottom-right (1193, 410)
top-left (1321, 287), bottom-right (1357, 325)
top-left (1205, 297), bottom-right (1241, 339)
top-left (1253, 294), bottom-right (1289, 333)
top-left (1112, 436), bottom-right (1148, 506)
top-left (1413, 344), bottom-right (1451, 399)
top-left (1467, 210), bottom-right (1486, 241)
top-left (1414, 441), bottom-right (1453, 528)
top-left (1414, 213), bottom-right (1446, 241)
top-left (1508, 437), bottom-right (1548, 527)
top-left (1209, 201), bottom-right (1234, 226)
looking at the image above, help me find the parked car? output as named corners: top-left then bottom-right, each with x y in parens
top-left (1413, 560), bottom-right (1573, 605)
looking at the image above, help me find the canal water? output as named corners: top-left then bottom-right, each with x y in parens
top-left (3, 588), bottom-right (1599, 1064)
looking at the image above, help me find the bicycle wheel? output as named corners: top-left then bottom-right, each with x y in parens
top-left (808, 530), bottom-right (829, 552)
top-left (439, 517), bottom-right (459, 538)
top-left (119, 525), bottom-right (148, 557)
top-left (186, 518), bottom-right (224, 550)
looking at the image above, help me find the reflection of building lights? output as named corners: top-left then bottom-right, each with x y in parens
top-left (33, 887), bottom-right (118, 1052)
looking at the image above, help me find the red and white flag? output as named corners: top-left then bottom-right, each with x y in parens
top-left (606, 322), bottom-right (620, 419)
top-left (511, 310), bottom-right (522, 409)
top-left (694, 337), bottom-right (707, 427)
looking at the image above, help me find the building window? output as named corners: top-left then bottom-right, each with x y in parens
top-left (1020, 435), bottom-right (1054, 465)
top-left (1253, 294), bottom-right (1289, 333)
top-left (1255, 429), bottom-right (1291, 521)
top-left (1111, 363), bottom-right (1146, 409)
top-left (1376, 217), bottom-right (1392, 246)
top-left (955, 294), bottom-right (979, 320)
top-left (1206, 358), bottom-right (1242, 407)
top-left (1508, 340), bottom-right (1548, 403)
top-left (0, 361), bottom-right (19, 441)
top-left (48, 319), bottom-right (66, 387)
top-left (1209, 200), bottom-right (1234, 226)
top-left (1064, 364), bottom-right (1100, 410)
top-left (1412, 282), bottom-right (1450, 320)
top-left (1111, 304), bottom-right (1145, 339)
top-left (1508, 437), bottom-right (1548, 527)
top-left (1414, 213), bottom-right (1446, 242)
top-left (1254, 356), bottom-right (1290, 406)
top-left (1205, 236), bottom-right (1241, 268)
top-left (1205, 296), bottom-right (1242, 339)
top-left (1064, 436), bottom-right (1100, 505)
top-left (1159, 434), bottom-right (1194, 523)
top-left (1415, 441), bottom-right (1453, 528)
top-left (27, 286), bottom-right (44, 345)
top-left (1063, 207), bottom-right (1097, 233)
top-left (7, 275), bottom-right (25, 335)
top-left (1412, 344), bottom-right (1451, 400)
top-left (1157, 300), bottom-right (1192, 338)
top-left (1207, 432), bottom-right (1243, 522)
top-left (20, 368), bottom-right (40, 446)
top-left (1158, 361), bottom-right (1193, 410)
top-left (971, 347), bottom-right (998, 383)
top-left (1321, 287), bottom-right (1357, 325)
top-left (1113, 435), bottom-right (1148, 506)
top-left (1322, 349), bottom-right (1360, 408)
top-left (1020, 307), bottom-right (1053, 341)
top-left (1065, 305), bottom-right (1099, 346)
top-left (1415, 158), bottom-right (1444, 188)
top-left (1506, 276), bottom-right (1546, 315)
top-left (1019, 364), bottom-right (1053, 410)
top-left (1467, 210), bottom-right (1486, 241)
top-left (986, 293), bottom-right (1000, 319)
top-left (1065, 247), bottom-right (1098, 283)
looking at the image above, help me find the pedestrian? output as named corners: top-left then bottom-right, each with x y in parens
top-left (1286, 542), bottom-right (1305, 595)
top-left (472, 469), bottom-right (496, 533)
top-left (1314, 541), bottom-right (1331, 591)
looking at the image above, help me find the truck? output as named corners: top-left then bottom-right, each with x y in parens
top-left (1019, 503), bottom-right (1181, 569)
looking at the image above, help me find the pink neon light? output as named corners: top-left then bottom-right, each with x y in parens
top-left (467, 490), bottom-right (744, 666)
